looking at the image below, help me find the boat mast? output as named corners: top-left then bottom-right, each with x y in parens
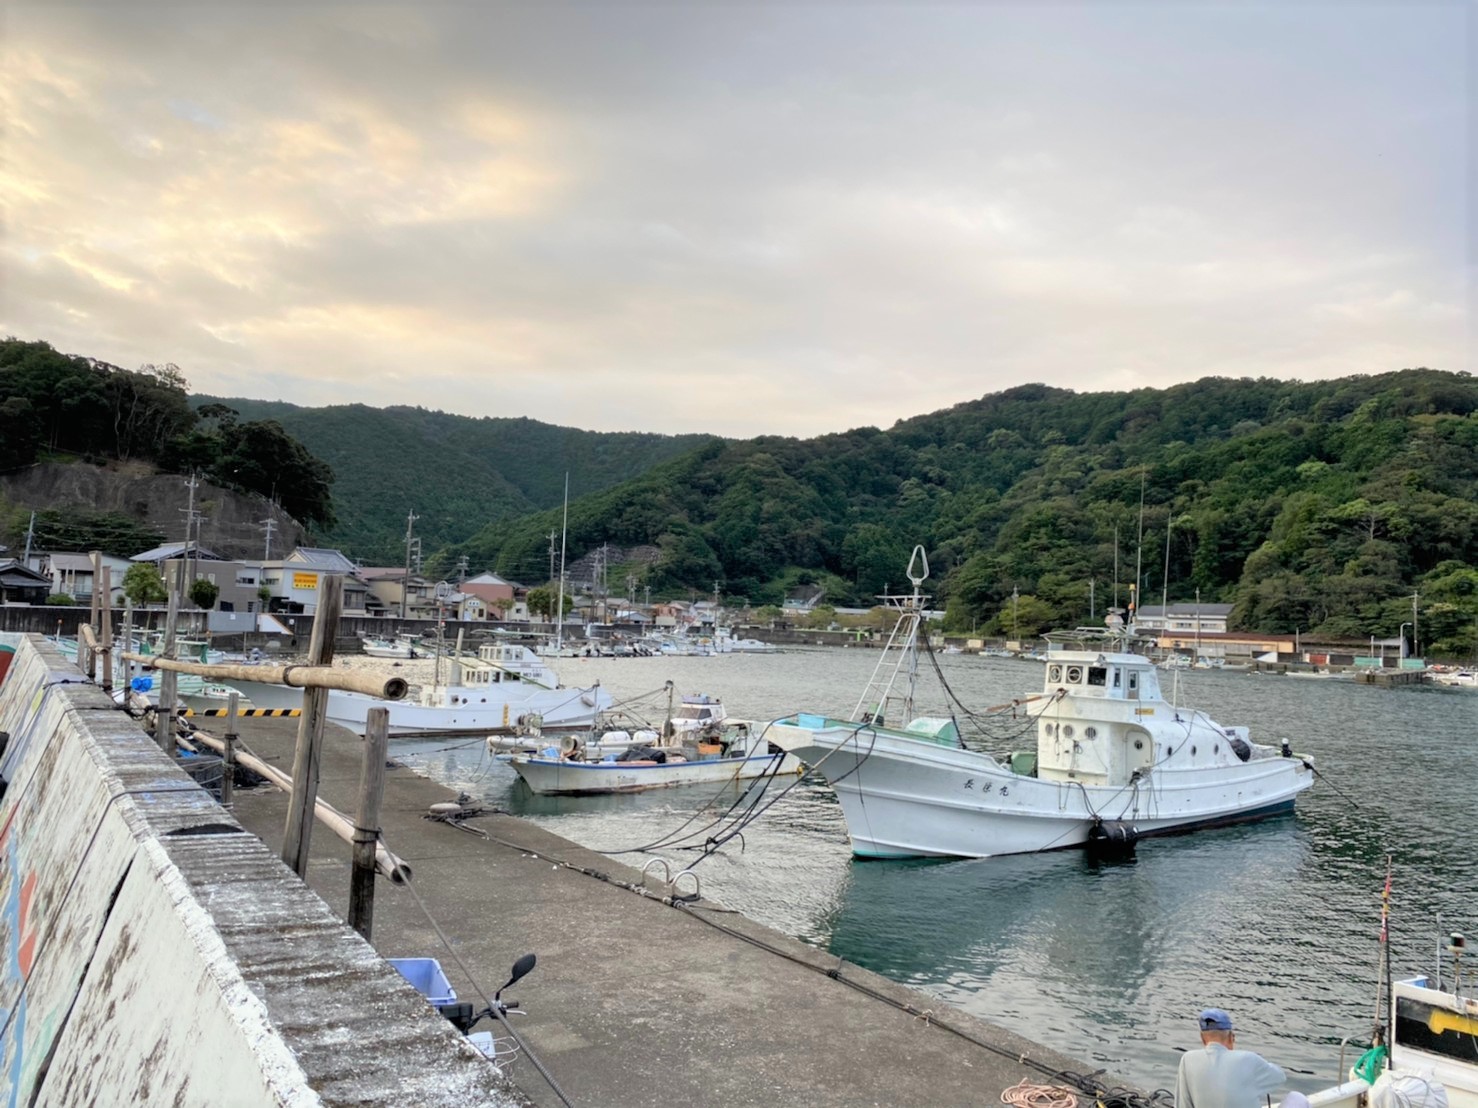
top-left (902, 546), bottom-right (928, 722)
top-left (555, 473), bottom-right (569, 653)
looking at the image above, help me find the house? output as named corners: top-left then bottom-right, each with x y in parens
top-left (357, 568), bottom-right (437, 619)
top-left (460, 572), bottom-right (517, 619)
top-left (259, 548), bottom-right (371, 615)
top-left (131, 541), bottom-right (226, 565)
top-left (0, 561), bottom-right (52, 605)
top-left (1134, 603), bottom-right (1232, 635)
top-left (160, 557), bottom-right (266, 613)
top-left (29, 552), bottom-right (133, 604)
top-left (781, 586), bottom-right (827, 614)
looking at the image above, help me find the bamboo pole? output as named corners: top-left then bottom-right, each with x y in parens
top-left (187, 725), bottom-right (410, 884)
top-left (117, 655), bottom-right (409, 700)
top-left (348, 707), bottom-right (391, 939)
top-left (282, 575), bottom-right (344, 878)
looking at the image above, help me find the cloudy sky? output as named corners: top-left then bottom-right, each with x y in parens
top-left (1, 3), bottom-right (1469, 437)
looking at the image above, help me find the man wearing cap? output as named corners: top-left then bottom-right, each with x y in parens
top-left (1176, 1008), bottom-right (1286, 1108)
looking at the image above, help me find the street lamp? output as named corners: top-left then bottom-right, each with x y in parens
top-left (1399, 622), bottom-right (1410, 662)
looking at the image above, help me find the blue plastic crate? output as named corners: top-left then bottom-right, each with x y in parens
top-left (387, 957), bottom-right (457, 1007)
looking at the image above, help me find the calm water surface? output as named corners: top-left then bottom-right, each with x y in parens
top-left (388, 649), bottom-right (1476, 1093)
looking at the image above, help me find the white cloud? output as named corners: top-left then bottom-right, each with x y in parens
top-left (0, 4), bottom-right (1467, 437)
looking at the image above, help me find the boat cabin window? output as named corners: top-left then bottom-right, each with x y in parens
top-left (1066, 666), bottom-right (1083, 683)
top-left (1048, 665), bottom-right (1062, 682)
top-left (1112, 669), bottom-right (1121, 688)
top-left (1088, 666), bottom-right (1107, 687)
top-left (1128, 673), bottom-right (1138, 692)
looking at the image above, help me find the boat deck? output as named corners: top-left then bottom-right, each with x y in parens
top-left (223, 716), bottom-right (1114, 1107)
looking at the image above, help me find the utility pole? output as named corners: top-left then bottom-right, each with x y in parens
top-left (401, 510), bottom-right (419, 620)
top-left (261, 517), bottom-right (277, 561)
top-left (179, 471), bottom-right (199, 585)
top-left (547, 530), bottom-right (558, 585)
top-left (455, 555), bottom-right (469, 589)
top-left (21, 511), bottom-right (35, 563)
top-left (1412, 591), bottom-right (1420, 660)
top-left (1012, 585), bottom-right (1019, 641)
top-left (1089, 579), bottom-right (1095, 622)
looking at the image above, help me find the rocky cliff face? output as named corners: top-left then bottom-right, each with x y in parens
top-left (0, 462), bottom-right (306, 560)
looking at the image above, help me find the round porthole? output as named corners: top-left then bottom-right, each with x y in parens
top-left (1084, 727), bottom-right (1098, 740)
top-left (1048, 665), bottom-right (1062, 682)
top-left (1044, 723), bottom-right (1056, 736)
top-left (1066, 666), bottom-right (1083, 683)
top-left (1133, 739), bottom-right (1144, 750)
top-left (1214, 744), bottom-right (1220, 754)
top-left (1191, 745), bottom-right (1198, 756)
top-left (1062, 725), bottom-right (1074, 738)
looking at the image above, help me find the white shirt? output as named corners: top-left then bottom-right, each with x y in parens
top-left (1176, 1041), bottom-right (1286, 1108)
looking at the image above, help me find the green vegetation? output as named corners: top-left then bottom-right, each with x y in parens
top-left (3, 507), bottom-right (165, 554)
top-left (194, 395), bottom-right (716, 563)
top-left (122, 563), bottom-right (167, 606)
top-left (44, 594), bottom-right (76, 606)
top-left (188, 578), bottom-right (220, 610)
top-left (453, 370), bottom-right (1478, 655)
top-left (1, 339), bottom-right (334, 526)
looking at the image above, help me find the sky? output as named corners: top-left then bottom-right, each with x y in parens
top-left (1, 3), bottom-right (1470, 438)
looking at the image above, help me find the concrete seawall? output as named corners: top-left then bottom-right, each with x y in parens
top-left (0, 634), bottom-right (525, 1106)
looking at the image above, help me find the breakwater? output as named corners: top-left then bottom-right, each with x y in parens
top-left (0, 634), bottom-right (523, 1106)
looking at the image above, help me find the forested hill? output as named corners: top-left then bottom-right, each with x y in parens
top-left (193, 396), bottom-right (719, 563)
top-left (449, 369), bottom-right (1478, 654)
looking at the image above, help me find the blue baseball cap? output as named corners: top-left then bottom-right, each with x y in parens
top-left (1198, 1008), bottom-right (1234, 1031)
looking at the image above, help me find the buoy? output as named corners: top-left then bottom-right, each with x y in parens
top-left (1086, 819), bottom-right (1138, 858)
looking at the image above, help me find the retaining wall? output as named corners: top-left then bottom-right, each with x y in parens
top-left (0, 634), bottom-right (525, 1106)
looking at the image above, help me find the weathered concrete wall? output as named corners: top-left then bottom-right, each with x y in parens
top-left (0, 634), bottom-right (525, 1106)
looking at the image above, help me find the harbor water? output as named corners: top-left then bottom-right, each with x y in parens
top-left (378, 648), bottom-right (1476, 1095)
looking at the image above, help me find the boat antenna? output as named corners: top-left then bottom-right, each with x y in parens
top-left (903, 545), bottom-right (928, 722)
top-left (1134, 470), bottom-right (1146, 621)
top-left (555, 473), bottom-right (569, 653)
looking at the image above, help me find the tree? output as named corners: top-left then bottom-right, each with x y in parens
top-left (45, 594), bottom-right (76, 606)
top-left (526, 586), bottom-right (573, 620)
top-left (188, 578), bottom-right (220, 610)
top-left (122, 563), bottom-right (167, 606)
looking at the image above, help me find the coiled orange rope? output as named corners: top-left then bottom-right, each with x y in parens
top-left (1002, 1078), bottom-right (1080, 1108)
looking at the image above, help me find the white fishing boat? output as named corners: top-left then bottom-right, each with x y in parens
top-left (769, 546), bottom-right (1314, 860)
top-left (231, 640), bottom-right (613, 736)
top-left (1310, 931), bottom-right (1476, 1108)
top-left (508, 718), bottom-right (800, 795)
top-left (1431, 669), bottom-right (1477, 689)
top-left (361, 634), bottom-right (416, 659)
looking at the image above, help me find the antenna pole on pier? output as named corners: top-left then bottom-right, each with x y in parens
top-left (221, 691), bottom-right (240, 808)
top-left (348, 707), bottom-right (390, 940)
top-left (282, 574), bottom-right (344, 879)
top-left (98, 564), bottom-right (114, 693)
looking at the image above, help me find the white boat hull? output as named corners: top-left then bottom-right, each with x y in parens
top-left (227, 679), bottom-right (613, 736)
top-left (510, 749), bottom-right (801, 795)
top-left (769, 718), bottom-right (1313, 859)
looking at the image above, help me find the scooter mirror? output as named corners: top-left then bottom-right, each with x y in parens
top-left (496, 952), bottom-right (537, 999)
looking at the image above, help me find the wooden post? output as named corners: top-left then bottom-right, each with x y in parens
top-left (86, 550), bottom-right (102, 679)
top-left (98, 566), bottom-right (114, 693)
top-left (348, 707), bottom-right (390, 939)
top-left (281, 574), bottom-right (344, 879)
top-left (221, 691), bottom-right (240, 807)
top-left (156, 561), bottom-right (184, 755)
top-left (120, 600), bottom-right (134, 691)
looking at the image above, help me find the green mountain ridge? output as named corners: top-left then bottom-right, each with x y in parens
top-left (192, 395), bottom-right (720, 563)
top-left (447, 369), bottom-right (1478, 655)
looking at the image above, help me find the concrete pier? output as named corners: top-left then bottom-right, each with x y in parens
top-left (222, 715), bottom-right (1109, 1107)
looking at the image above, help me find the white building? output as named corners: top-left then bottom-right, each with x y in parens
top-left (1134, 603), bottom-right (1233, 635)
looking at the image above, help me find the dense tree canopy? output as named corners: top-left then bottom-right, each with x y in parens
top-left (1, 339), bottom-right (335, 526)
top-left (444, 369), bottom-right (1478, 655)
